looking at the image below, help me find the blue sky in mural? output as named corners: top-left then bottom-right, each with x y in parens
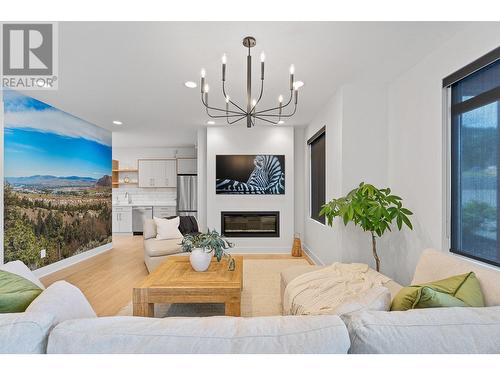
top-left (3, 90), bottom-right (112, 178)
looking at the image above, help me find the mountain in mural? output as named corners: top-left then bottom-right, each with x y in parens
top-left (5, 175), bottom-right (97, 187)
top-left (95, 175), bottom-right (112, 187)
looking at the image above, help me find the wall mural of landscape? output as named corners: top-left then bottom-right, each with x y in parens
top-left (3, 90), bottom-right (112, 270)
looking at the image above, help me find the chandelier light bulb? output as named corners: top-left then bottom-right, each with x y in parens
top-left (260, 52), bottom-right (266, 62)
top-left (222, 54), bottom-right (227, 64)
top-left (278, 95), bottom-right (283, 103)
top-left (289, 64), bottom-right (295, 75)
top-left (204, 84), bottom-right (209, 93)
top-left (225, 96), bottom-right (230, 103)
top-left (252, 99), bottom-right (257, 107)
top-left (201, 69), bottom-right (206, 78)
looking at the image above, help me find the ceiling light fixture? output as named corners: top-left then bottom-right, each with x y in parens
top-left (112, 120), bottom-right (123, 125)
top-left (206, 120), bottom-right (215, 125)
top-left (185, 81), bottom-right (197, 88)
top-left (199, 36), bottom-right (301, 128)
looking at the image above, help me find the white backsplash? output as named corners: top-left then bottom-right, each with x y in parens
top-left (113, 187), bottom-right (177, 205)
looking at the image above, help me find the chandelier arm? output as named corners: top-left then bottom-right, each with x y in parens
top-left (205, 107), bottom-right (246, 118)
top-left (228, 115), bottom-right (247, 125)
top-left (201, 94), bottom-right (245, 115)
top-left (253, 115), bottom-right (279, 125)
top-left (207, 113), bottom-right (251, 118)
top-left (258, 103), bottom-right (297, 118)
top-left (222, 81), bottom-right (246, 113)
top-left (250, 79), bottom-right (265, 112)
top-left (254, 89), bottom-right (294, 115)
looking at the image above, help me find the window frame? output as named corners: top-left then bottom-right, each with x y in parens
top-left (308, 126), bottom-right (326, 224)
top-left (444, 46), bottom-right (500, 267)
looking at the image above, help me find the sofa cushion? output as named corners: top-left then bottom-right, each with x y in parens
top-left (144, 238), bottom-right (183, 257)
top-left (412, 249), bottom-right (500, 306)
top-left (47, 315), bottom-right (351, 354)
top-left (0, 270), bottom-right (43, 313)
top-left (342, 306), bottom-right (500, 354)
top-left (0, 312), bottom-right (55, 353)
top-left (26, 281), bottom-right (96, 325)
top-left (0, 260), bottom-right (45, 289)
top-left (391, 272), bottom-right (485, 311)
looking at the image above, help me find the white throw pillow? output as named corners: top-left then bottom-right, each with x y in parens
top-left (333, 286), bottom-right (391, 316)
top-left (26, 281), bottom-right (96, 325)
top-left (154, 216), bottom-right (183, 240)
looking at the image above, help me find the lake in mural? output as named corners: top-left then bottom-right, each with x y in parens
top-left (3, 90), bottom-right (112, 270)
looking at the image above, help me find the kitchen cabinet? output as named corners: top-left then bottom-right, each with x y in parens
top-left (177, 158), bottom-right (197, 175)
top-left (113, 207), bottom-right (132, 233)
top-left (138, 159), bottom-right (177, 188)
top-left (153, 206), bottom-right (177, 218)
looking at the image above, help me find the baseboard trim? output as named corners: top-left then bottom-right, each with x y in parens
top-left (33, 242), bottom-right (113, 278)
top-left (302, 242), bottom-right (325, 265)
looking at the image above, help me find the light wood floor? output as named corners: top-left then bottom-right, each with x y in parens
top-left (41, 235), bottom-right (313, 317)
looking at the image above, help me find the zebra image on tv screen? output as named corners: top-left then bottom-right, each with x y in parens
top-left (216, 155), bottom-right (285, 195)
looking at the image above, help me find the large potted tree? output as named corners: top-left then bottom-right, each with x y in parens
top-left (319, 182), bottom-right (413, 272)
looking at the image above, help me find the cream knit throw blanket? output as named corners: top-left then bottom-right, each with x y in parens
top-left (283, 263), bottom-right (390, 315)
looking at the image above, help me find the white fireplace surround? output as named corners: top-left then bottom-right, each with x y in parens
top-left (201, 126), bottom-right (295, 253)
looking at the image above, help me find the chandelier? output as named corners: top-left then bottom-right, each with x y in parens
top-left (200, 36), bottom-right (300, 128)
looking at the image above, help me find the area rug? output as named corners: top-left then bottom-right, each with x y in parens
top-left (116, 258), bottom-right (310, 317)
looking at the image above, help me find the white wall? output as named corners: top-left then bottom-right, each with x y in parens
top-left (385, 23), bottom-right (500, 284)
top-left (302, 23), bottom-right (500, 284)
top-left (197, 129), bottom-right (207, 232)
top-left (302, 83), bottom-right (390, 268)
top-left (206, 126), bottom-right (294, 253)
top-left (302, 90), bottom-right (344, 265)
top-left (293, 126), bottom-right (306, 241)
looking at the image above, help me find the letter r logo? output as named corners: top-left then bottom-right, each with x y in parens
top-left (2, 24), bottom-right (53, 75)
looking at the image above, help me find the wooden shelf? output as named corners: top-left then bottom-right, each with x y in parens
top-left (113, 169), bottom-right (138, 172)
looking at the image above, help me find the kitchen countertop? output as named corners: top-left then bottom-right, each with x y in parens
top-left (113, 201), bottom-right (177, 207)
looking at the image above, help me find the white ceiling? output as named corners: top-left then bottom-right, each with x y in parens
top-left (24, 22), bottom-right (468, 147)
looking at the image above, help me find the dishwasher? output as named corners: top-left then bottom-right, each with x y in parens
top-left (132, 206), bottom-right (153, 235)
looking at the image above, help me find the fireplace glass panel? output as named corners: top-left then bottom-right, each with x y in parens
top-left (221, 211), bottom-right (279, 237)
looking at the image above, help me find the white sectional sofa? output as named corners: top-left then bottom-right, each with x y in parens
top-left (1, 249), bottom-right (500, 354)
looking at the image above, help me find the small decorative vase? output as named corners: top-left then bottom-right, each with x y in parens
top-left (189, 248), bottom-right (212, 272)
top-left (291, 233), bottom-right (303, 257)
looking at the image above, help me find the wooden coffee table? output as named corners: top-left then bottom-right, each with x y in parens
top-left (133, 255), bottom-right (243, 317)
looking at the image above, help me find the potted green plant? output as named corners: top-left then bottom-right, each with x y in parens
top-left (181, 229), bottom-right (235, 272)
top-left (319, 182), bottom-right (413, 272)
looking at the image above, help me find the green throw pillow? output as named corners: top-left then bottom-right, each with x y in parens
top-left (0, 270), bottom-right (43, 313)
top-left (390, 272), bottom-right (485, 311)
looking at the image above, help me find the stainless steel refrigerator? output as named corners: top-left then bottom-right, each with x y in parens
top-left (177, 175), bottom-right (198, 220)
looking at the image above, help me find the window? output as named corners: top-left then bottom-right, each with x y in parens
top-left (308, 126), bottom-right (326, 224)
top-left (446, 47), bottom-right (500, 266)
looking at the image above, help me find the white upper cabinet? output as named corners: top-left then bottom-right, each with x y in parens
top-left (138, 159), bottom-right (177, 188)
top-left (177, 158), bottom-right (197, 175)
